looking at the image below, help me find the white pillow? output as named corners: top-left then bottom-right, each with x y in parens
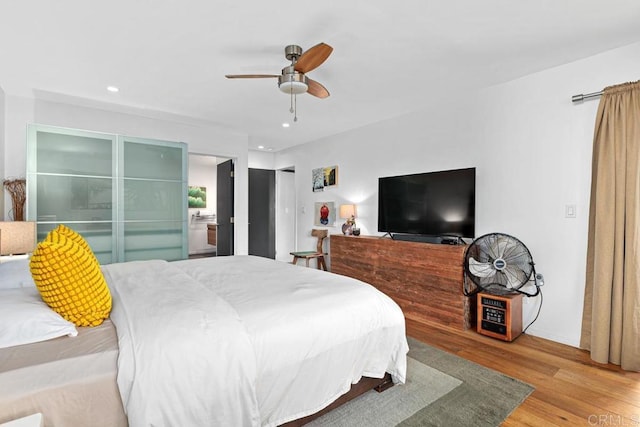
top-left (0, 288), bottom-right (78, 349)
top-left (0, 257), bottom-right (36, 289)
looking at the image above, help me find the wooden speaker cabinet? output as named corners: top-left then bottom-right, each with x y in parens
top-left (477, 292), bottom-right (523, 342)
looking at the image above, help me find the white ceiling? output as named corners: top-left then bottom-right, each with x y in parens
top-left (1, 0), bottom-right (640, 152)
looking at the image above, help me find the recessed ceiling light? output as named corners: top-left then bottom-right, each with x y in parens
top-left (258, 145), bottom-right (265, 149)
top-left (107, 86), bottom-right (119, 93)
top-left (282, 123), bottom-right (290, 128)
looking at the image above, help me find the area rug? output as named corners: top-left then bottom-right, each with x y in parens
top-left (308, 337), bottom-right (534, 426)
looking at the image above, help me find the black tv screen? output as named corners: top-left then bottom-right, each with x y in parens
top-left (378, 167), bottom-right (476, 238)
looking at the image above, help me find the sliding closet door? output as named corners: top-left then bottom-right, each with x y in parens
top-left (26, 125), bottom-right (117, 264)
top-left (118, 137), bottom-right (188, 261)
top-left (27, 125), bottom-right (188, 264)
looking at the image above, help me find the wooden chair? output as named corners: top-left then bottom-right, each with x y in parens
top-left (290, 229), bottom-right (328, 270)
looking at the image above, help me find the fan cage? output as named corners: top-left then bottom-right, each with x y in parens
top-left (463, 232), bottom-right (537, 296)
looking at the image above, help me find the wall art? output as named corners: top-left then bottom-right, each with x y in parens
top-left (188, 186), bottom-right (207, 208)
top-left (314, 201), bottom-right (336, 226)
top-left (312, 165), bottom-right (338, 192)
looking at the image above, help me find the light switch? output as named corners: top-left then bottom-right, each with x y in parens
top-left (565, 204), bottom-right (576, 218)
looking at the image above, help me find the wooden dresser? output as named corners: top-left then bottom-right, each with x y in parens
top-left (330, 234), bottom-right (472, 330)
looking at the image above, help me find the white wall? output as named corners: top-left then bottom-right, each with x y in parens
top-left (4, 95), bottom-right (32, 221)
top-left (248, 150), bottom-right (275, 169)
top-left (0, 87), bottom-right (5, 217)
top-left (2, 96), bottom-right (251, 255)
top-left (275, 41), bottom-right (640, 347)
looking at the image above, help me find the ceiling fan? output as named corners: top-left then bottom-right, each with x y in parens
top-left (225, 43), bottom-right (333, 121)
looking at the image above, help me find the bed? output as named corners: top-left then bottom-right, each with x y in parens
top-left (0, 255), bottom-right (408, 426)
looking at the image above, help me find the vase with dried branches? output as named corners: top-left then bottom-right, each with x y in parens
top-left (3, 178), bottom-right (27, 221)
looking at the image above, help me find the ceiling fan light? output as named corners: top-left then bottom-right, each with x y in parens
top-left (278, 73), bottom-right (309, 94)
top-left (279, 80), bottom-right (308, 94)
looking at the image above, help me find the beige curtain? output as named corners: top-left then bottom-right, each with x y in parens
top-left (581, 80), bottom-right (640, 371)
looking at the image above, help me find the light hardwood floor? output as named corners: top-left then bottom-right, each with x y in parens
top-left (406, 318), bottom-right (640, 426)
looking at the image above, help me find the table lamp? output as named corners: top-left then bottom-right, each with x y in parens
top-left (339, 204), bottom-right (357, 235)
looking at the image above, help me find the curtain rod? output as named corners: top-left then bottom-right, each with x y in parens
top-left (571, 90), bottom-right (603, 103)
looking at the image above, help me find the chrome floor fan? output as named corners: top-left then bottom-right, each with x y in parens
top-left (463, 232), bottom-right (542, 297)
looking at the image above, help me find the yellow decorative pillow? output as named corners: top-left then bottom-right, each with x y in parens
top-left (30, 235), bottom-right (111, 327)
top-left (47, 224), bottom-right (98, 264)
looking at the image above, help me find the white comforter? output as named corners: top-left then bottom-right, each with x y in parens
top-left (105, 256), bottom-right (408, 427)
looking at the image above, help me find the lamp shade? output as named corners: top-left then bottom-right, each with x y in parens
top-left (0, 221), bottom-right (37, 255)
top-left (339, 204), bottom-right (356, 219)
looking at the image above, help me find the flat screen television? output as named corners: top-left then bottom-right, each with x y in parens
top-left (378, 167), bottom-right (476, 239)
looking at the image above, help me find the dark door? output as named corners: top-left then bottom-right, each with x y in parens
top-left (216, 159), bottom-right (234, 256)
top-left (249, 168), bottom-right (276, 258)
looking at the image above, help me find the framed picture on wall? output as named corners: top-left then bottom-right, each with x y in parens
top-left (312, 165), bottom-right (339, 192)
top-left (188, 186), bottom-right (207, 208)
top-left (314, 201), bottom-right (336, 226)
top-left (312, 168), bottom-right (325, 192)
top-left (323, 165), bottom-right (338, 188)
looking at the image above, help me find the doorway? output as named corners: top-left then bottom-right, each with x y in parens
top-left (275, 168), bottom-right (296, 262)
top-left (248, 167), bottom-right (295, 261)
top-left (249, 168), bottom-right (275, 258)
top-left (187, 154), bottom-right (234, 257)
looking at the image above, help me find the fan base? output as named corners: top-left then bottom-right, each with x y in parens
top-left (284, 45), bottom-right (303, 61)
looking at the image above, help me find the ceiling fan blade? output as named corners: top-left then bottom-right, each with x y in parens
top-left (225, 74), bottom-right (279, 79)
top-left (294, 43), bottom-right (333, 73)
top-left (307, 78), bottom-right (330, 98)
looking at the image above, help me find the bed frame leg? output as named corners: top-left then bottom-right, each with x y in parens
top-left (373, 373), bottom-right (394, 393)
